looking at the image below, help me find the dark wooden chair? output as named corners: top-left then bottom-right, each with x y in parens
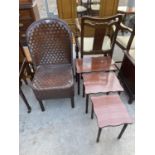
top-left (75, 14), bottom-right (123, 94)
top-left (116, 23), bottom-right (135, 51)
top-left (19, 58), bottom-right (31, 113)
top-left (26, 18), bottom-right (75, 111)
top-left (90, 94), bottom-right (133, 142)
top-left (115, 16), bottom-right (135, 104)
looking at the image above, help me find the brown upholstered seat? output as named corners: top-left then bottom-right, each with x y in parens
top-left (90, 94), bottom-right (133, 142)
top-left (26, 18), bottom-right (74, 111)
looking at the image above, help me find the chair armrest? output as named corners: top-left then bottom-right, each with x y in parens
top-left (119, 23), bottom-right (133, 33)
top-left (23, 46), bottom-right (32, 63)
top-left (75, 18), bottom-right (81, 33)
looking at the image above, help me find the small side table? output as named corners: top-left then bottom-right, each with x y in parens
top-left (83, 72), bottom-right (124, 113)
top-left (90, 94), bottom-right (133, 142)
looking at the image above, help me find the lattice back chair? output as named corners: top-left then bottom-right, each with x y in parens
top-left (26, 18), bottom-right (75, 111)
top-left (75, 14), bottom-right (123, 94)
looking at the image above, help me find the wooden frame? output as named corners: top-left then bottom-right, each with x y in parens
top-left (99, 0), bottom-right (119, 17)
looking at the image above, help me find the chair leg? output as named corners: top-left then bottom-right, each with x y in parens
top-left (38, 99), bottom-right (45, 112)
top-left (86, 94), bottom-right (89, 114)
top-left (83, 84), bottom-right (85, 98)
top-left (91, 103), bottom-right (94, 119)
top-left (77, 73), bottom-right (80, 95)
top-left (75, 44), bottom-right (79, 59)
top-left (19, 88), bottom-right (31, 113)
top-left (117, 124), bottom-right (128, 139)
top-left (71, 96), bottom-right (75, 108)
top-left (96, 128), bottom-right (102, 143)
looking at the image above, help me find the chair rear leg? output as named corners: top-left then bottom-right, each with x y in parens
top-left (71, 96), bottom-right (75, 108)
top-left (19, 88), bottom-right (31, 113)
top-left (117, 124), bottom-right (128, 139)
top-left (38, 99), bottom-right (45, 112)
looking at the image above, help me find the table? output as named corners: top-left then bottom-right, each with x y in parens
top-left (91, 94), bottom-right (133, 142)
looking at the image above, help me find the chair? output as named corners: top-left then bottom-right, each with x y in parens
top-left (90, 94), bottom-right (133, 142)
top-left (115, 16), bottom-right (135, 71)
top-left (99, 0), bottom-right (119, 17)
top-left (116, 17), bottom-right (135, 51)
top-left (26, 18), bottom-right (75, 111)
top-left (75, 14), bottom-right (123, 94)
top-left (57, 0), bottom-right (77, 34)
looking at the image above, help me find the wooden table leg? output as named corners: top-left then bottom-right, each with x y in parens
top-left (117, 124), bottom-right (128, 139)
top-left (86, 94), bottom-right (89, 114)
top-left (96, 128), bottom-right (102, 142)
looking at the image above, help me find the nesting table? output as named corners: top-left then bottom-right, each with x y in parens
top-left (90, 94), bottom-right (133, 142)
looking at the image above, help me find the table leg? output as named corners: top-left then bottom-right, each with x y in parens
top-left (117, 124), bottom-right (128, 139)
top-left (96, 128), bottom-right (102, 142)
top-left (86, 94), bottom-right (89, 114)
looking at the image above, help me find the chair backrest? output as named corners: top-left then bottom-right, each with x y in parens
top-left (57, 0), bottom-right (77, 20)
top-left (57, 0), bottom-right (77, 33)
top-left (26, 18), bottom-right (73, 68)
top-left (80, 14), bottom-right (123, 57)
top-left (99, 0), bottom-right (119, 17)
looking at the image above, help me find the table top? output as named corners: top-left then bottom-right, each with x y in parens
top-left (83, 72), bottom-right (124, 94)
top-left (91, 94), bottom-right (133, 128)
top-left (76, 56), bottom-right (117, 73)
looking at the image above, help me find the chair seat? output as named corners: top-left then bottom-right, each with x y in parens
top-left (32, 64), bottom-right (74, 99)
top-left (76, 56), bottom-right (117, 73)
top-left (91, 4), bottom-right (100, 11)
top-left (78, 36), bottom-right (111, 52)
top-left (77, 5), bottom-right (87, 12)
top-left (83, 72), bottom-right (124, 94)
top-left (117, 36), bottom-right (135, 49)
top-left (91, 95), bottom-right (133, 128)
